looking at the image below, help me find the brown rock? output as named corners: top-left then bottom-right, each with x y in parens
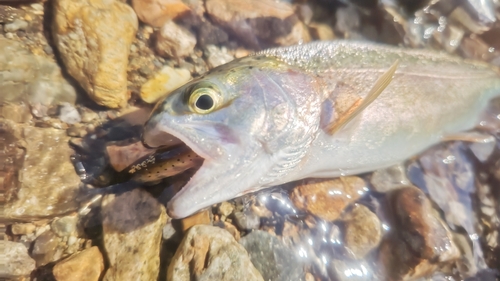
top-left (11, 222), bottom-right (36, 235)
top-left (181, 209), bottom-right (211, 232)
top-left (101, 188), bottom-right (167, 281)
top-left (168, 225), bottom-right (263, 281)
top-left (379, 186), bottom-right (460, 280)
top-left (2, 126), bottom-right (81, 221)
top-left (205, 0), bottom-right (299, 49)
top-left (155, 21), bottom-right (196, 59)
top-left (309, 22), bottom-right (335, 41)
top-left (52, 0), bottom-right (138, 108)
top-left (132, 0), bottom-right (192, 27)
top-left (53, 246), bottom-right (104, 281)
top-left (290, 177), bottom-right (368, 221)
top-left (106, 141), bottom-right (155, 172)
top-left (342, 204), bottom-right (382, 259)
top-left (140, 66), bottom-right (192, 103)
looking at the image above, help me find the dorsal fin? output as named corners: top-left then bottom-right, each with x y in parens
top-left (326, 59), bottom-right (400, 135)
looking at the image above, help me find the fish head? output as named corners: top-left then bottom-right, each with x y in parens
top-left (143, 56), bottom-right (320, 218)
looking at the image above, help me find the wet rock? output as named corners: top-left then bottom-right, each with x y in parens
top-left (168, 225), bottom-right (263, 281)
top-left (106, 141), bottom-right (155, 172)
top-left (181, 209), bottom-right (211, 232)
top-left (370, 164), bottom-right (410, 193)
top-left (32, 229), bottom-right (63, 266)
top-left (101, 188), bottom-right (167, 281)
top-left (469, 140), bottom-right (495, 162)
top-left (0, 102), bottom-right (32, 123)
top-left (240, 230), bottom-right (304, 281)
top-left (0, 241), bottom-right (36, 279)
top-left (379, 186), bottom-right (460, 280)
top-left (290, 177), bottom-right (368, 221)
top-left (52, 246), bottom-right (104, 281)
top-left (342, 204), bottom-right (382, 259)
top-left (51, 215), bottom-right (79, 237)
top-left (58, 103), bottom-right (81, 124)
top-left (2, 126), bottom-right (81, 221)
top-left (308, 22), bottom-right (335, 41)
top-left (155, 21), bottom-right (196, 59)
top-left (52, 0), bottom-right (138, 108)
top-left (11, 222), bottom-right (36, 235)
top-left (132, 0), bottom-right (192, 27)
top-left (234, 210), bottom-right (260, 230)
top-left (329, 259), bottom-right (374, 281)
top-left (4, 18), bottom-right (28, 32)
top-left (205, 0), bottom-right (299, 49)
top-left (218, 202), bottom-right (234, 217)
top-left (0, 38), bottom-right (77, 106)
top-left (140, 65), bottom-right (192, 104)
top-left (197, 20), bottom-right (229, 47)
top-left (204, 45), bottom-right (234, 68)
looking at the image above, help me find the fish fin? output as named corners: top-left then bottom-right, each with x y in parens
top-left (326, 59), bottom-right (400, 135)
top-left (441, 132), bottom-right (495, 143)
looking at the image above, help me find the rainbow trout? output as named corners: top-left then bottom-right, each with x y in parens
top-left (143, 40), bottom-right (500, 218)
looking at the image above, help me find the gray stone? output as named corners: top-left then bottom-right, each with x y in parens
top-left (204, 45), bottom-right (234, 68)
top-left (168, 225), bottom-right (263, 281)
top-left (32, 229), bottom-right (63, 266)
top-left (51, 215), bottom-right (79, 237)
top-left (3, 19), bottom-right (28, 32)
top-left (370, 164), bottom-right (409, 193)
top-left (239, 230), bottom-right (304, 281)
top-left (0, 38), bottom-right (77, 106)
top-left (234, 210), bottom-right (260, 230)
top-left (101, 188), bottom-right (167, 281)
top-left (0, 241), bottom-right (36, 278)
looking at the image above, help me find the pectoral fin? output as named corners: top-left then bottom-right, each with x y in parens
top-left (326, 59), bottom-right (400, 135)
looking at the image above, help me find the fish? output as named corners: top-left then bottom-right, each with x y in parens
top-left (142, 40), bottom-right (500, 219)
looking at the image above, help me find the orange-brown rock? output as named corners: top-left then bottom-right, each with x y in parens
top-left (52, 0), bottom-right (138, 108)
top-left (53, 247), bottom-right (104, 281)
top-left (290, 177), bottom-right (367, 221)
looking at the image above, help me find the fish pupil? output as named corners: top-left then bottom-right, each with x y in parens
top-left (196, 94), bottom-right (214, 110)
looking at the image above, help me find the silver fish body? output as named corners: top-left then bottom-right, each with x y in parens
top-left (143, 40), bottom-right (500, 218)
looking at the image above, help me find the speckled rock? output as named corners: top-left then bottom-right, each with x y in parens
top-left (132, 0), bottom-right (193, 27)
top-left (52, 0), bottom-right (138, 108)
top-left (155, 21), bottom-right (196, 59)
top-left (2, 126), bottom-right (81, 221)
top-left (140, 65), bottom-right (192, 103)
top-left (0, 38), bottom-right (76, 106)
top-left (205, 0), bottom-right (300, 49)
top-left (239, 230), bottom-right (304, 281)
top-left (379, 186), bottom-right (460, 280)
top-left (341, 204), bottom-right (382, 259)
top-left (168, 225), bottom-right (264, 281)
top-left (233, 210), bottom-right (260, 230)
top-left (101, 188), bottom-right (167, 281)
top-left (290, 177), bottom-right (368, 221)
top-left (53, 246), bottom-right (104, 281)
top-left (0, 241), bottom-right (36, 279)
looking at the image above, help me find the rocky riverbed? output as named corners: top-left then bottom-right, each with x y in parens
top-left (2, 0), bottom-right (500, 280)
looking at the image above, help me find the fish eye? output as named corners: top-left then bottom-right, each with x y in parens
top-left (188, 87), bottom-right (221, 114)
